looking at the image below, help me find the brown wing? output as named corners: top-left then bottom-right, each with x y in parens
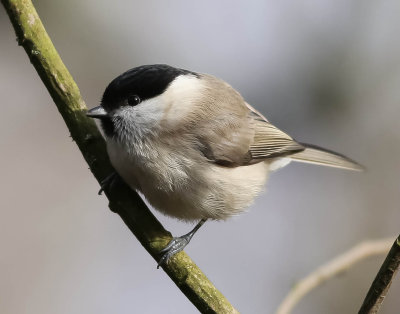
top-left (245, 103), bottom-right (362, 170)
top-left (192, 75), bottom-right (361, 170)
top-left (194, 77), bottom-right (305, 166)
top-left (249, 115), bottom-right (305, 160)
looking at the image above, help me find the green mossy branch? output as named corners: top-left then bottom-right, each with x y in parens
top-left (1, 0), bottom-right (238, 312)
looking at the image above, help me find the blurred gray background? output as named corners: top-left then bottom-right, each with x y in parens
top-left (1, 0), bottom-right (399, 313)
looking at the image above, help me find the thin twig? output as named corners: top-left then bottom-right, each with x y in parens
top-left (276, 238), bottom-right (394, 314)
top-left (1, 0), bottom-right (238, 312)
top-left (359, 235), bottom-right (400, 314)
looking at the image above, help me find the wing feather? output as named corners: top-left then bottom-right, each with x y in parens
top-left (192, 76), bottom-right (360, 170)
top-left (249, 119), bottom-right (304, 159)
top-left (194, 86), bottom-right (305, 165)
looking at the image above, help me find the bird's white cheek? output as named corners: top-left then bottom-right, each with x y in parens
top-left (114, 100), bottom-right (165, 137)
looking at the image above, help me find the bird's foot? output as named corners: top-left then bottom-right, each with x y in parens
top-left (157, 234), bottom-right (192, 268)
top-left (157, 219), bottom-right (206, 269)
top-left (98, 172), bottom-right (120, 195)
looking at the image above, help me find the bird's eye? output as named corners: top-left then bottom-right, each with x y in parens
top-left (127, 95), bottom-right (141, 106)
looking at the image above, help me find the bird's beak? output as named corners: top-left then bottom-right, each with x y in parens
top-left (86, 106), bottom-right (108, 119)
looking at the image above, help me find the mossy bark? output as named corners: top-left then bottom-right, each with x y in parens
top-left (1, 0), bottom-right (239, 312)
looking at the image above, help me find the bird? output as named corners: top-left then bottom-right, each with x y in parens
top-left (86, 64), bottom-right (362, 267)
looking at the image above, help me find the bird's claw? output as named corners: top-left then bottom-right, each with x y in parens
top-left (157, 236), bottom-right (191, 269)
top-left (98, 172), bottom-right (119, 195)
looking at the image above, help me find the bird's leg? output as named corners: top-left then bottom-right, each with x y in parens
top-left (157, 218), bottom-right (207, 268)
top-left (98, 172), bottom-right (120, 195)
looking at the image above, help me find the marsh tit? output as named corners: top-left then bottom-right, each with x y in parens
top-left (87, 64), bottom-right (362, 267)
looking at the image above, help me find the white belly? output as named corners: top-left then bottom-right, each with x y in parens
top-left (107, 140), bottom-right (270, 221)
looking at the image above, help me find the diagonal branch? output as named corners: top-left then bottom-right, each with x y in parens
top-left (1, 0), bottom-right (238, 312)
top-left (359, 235), bottom-right (400, 314)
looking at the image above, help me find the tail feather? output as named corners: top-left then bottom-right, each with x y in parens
top-left (290, 143), bottom-right (364, 171)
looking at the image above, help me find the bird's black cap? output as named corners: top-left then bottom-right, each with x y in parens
top-left (101, 64), bottom-right (199, 111)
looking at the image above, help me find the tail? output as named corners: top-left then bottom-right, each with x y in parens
top-left (290, 143), bottom-right (364, 171)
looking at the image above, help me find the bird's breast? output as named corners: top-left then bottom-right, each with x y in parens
top-left (106, 138), bottom-right (270, 221)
